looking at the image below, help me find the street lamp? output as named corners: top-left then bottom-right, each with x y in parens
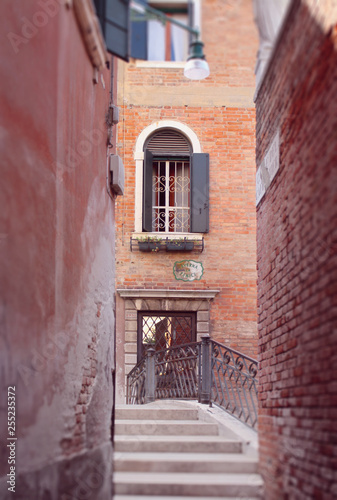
top-left (131, 0), bottom-right (210, 80)
top-left (184, 39), bottom-right (210, 80)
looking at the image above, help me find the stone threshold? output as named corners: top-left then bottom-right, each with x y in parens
top-left (117, 289), bottom-right (220, 300)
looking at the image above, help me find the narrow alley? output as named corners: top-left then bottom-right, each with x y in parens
top-left (1, 1), bottom-right (336, 499)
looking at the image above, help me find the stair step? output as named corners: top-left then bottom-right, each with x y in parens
top-left (115, 420), bottom-right (219, 436)
top-left (114, 471), bottom-right (263, 497)
top-left (116, 407), bottom-right (199, 421)
top-left (114, 435), bottom-right (242, 454)
top-left (114, 497), bottom-right (261, 500)
top-left (114, 452), bottom-right (258, 473)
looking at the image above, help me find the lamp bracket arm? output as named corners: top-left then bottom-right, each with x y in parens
top-left (131, 0), bottom-right (200, 38)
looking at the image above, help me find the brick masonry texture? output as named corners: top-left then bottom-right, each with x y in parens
top-left (124, 0), bottom-right (257, 89)
top-left (256, 1), bottom-right (337, 499)
top-left (116, 1), bottom-right (256, 355)
top-left (116, 0), bottom-right (259, 365)
top-left (116, 104), bottom-right (258, 354)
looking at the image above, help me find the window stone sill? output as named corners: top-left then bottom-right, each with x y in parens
top-left (131, 232), bottom-right (203, 240)
top-left (133, 60), bottom-right (186, 69)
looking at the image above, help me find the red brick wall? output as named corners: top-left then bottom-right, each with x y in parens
top-left (125, 0), bottom-right (258, 89)
top-left (116, 105), bottom-right (257, 351)
top-left (116, 0), bottom-right (259, 363)
top-left (256, 1), bottom-right (337, 498)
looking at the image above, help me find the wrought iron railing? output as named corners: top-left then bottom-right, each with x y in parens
top-left (126, 355), bottom-right (147, 405)
top-left (126, 342), bottom-right (199, 404)
top-left (126, 336), bottom-right (258, 430)
top-left (211, 340), bottom-right (258, 429)
top-left (155, 343), bottom-right (200, 400)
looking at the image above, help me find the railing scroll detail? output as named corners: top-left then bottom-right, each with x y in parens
top-left (211, 341), bottom-right (258, 429)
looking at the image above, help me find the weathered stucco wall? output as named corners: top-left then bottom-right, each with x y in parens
top-left (0, 1), bottom-right (115, 498)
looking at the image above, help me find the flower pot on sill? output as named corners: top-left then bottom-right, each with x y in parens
top-left (165, 241), bottom-right (194, 252)
top-left (138, 241), bottom-right (161, 252)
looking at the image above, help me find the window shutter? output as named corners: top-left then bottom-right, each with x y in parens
top-left (146, 129), bottom-right (191, 155)
top-left (131, 0), bottom-right (148, 59)
top-left (190, 153), bottom-right (209, 233)
top-left (94, 0), bottom-right (130, 62)
top-left (143, 150), bottom-right (153, 232)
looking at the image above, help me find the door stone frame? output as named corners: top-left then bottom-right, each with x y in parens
top-left (116, 289), bottom-right (219, 402)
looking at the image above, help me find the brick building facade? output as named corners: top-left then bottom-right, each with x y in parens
top-left (255, 1), bottom-right (337, 498)
top-left (115, 0), bottom-right (259, 402)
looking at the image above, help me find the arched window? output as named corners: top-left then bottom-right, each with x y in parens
top-left (142, 128), bottom-right (209, 233)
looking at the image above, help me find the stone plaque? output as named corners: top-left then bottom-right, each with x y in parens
top-left (173, 260), bottom-right (204, 282)
top-left (256, 129), bottom-right (280, 206)
top-left (265, 129), bottom-right (279, 182)
top-left (255, 166), bottom-right (265, 206)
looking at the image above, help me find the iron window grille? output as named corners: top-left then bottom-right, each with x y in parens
top-left (153, 159), bottom-right (190, 232)
top-left (137, 312), bottom-right (196, 361)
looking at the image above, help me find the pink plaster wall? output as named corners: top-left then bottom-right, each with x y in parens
top-left (0, 1), bottom-right (116, 498)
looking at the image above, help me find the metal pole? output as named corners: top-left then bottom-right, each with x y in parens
top-left (145, 348), bottom-right (156, 403)
top-left (200, 335), bottom-right (211, 404)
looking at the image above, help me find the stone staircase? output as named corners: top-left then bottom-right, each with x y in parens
top-left (113, 401), bottom-right (263, 499)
